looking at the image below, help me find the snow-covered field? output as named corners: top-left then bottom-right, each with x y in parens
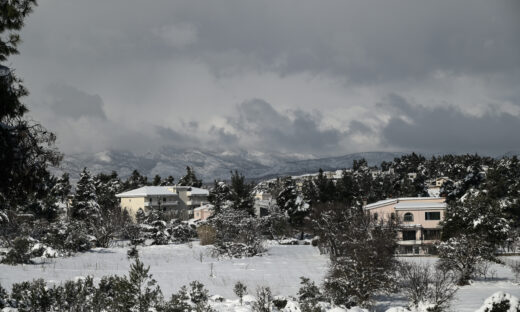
top-left (0, 243), bottom-right (519, 311)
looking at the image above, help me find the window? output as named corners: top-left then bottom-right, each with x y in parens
top-left (163, 197), bottom-right (167, 202)
top-left (423, 229), bottom-right (441, 240)
top-left (391, 212), bottom-right (396, 220)
top-left (403, 212), bottom-right (414, 222)
top-left (373, 213), bottom-right (378, 220)
top-left (402, 230), bottom-right (416, 241)
top-left (425, 212), bottom-right (441, 220)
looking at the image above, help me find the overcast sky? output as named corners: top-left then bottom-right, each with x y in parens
top-left (11, 0), bottom-right (520, 157)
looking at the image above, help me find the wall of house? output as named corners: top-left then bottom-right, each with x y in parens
top-left (120, 197), bottom-right (145, 221)
top-left (398, 209), bottom-right (444, 228)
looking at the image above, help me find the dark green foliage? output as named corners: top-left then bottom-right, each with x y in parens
top-left (297, 277), bottom-right (324, 312)
top-left (229, 171), bottom-right (255, 216)
top-left (208, 180), bottom-right (230, 215)
top-left (0, 0), bottom-right (61, 231)
top-left (1, 236), bottom-right (33, 264)
top-left (233, 281), bottom-right (247, 305)
top-left (315, 203), bottom-right (399, 307)
top-left (275, 177), bottom-right (309, 226)
top-left (178, 166), bottom-right (202, 187)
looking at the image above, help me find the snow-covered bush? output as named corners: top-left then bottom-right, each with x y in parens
top-left (316, 203), bottom-right (399, 308)
top-left (398, 262), bottom-right (457, 312)
top-left (1, 236), bottom-right (33, 265)
top-left (234, 281), bottom-right (248, 305)
top-left (170, 221), bottom-right (196, 244)
top-left (253, 286), bottom-right (273, 312)
top-left (475, 292), bottom-right (520, 312)
top-left (298, 277), bottom-right (325, 312)
top-left (437, 234), bottom-right (497, 285)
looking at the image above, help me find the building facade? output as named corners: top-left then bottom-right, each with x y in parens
top-left (116, 185), bottom-right (209, 221)
top-left (364, 197), bottom-right (447, 255)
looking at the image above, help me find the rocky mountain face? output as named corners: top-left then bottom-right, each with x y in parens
top-left (53, 147), bottom-right (405, 182)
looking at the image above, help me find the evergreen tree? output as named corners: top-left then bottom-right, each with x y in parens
top-left (161, 175), bottom-right (175, 186)
top-left (208, 180), bottom-right (230, 215)
top-left (229, 171), bottom-right (255, 216)
top-left (52, 173), bottom-right (71, 203)
top-left (275, 178), bottom-right (309, 227)
top-left (178, 166), bottom-right (202, 187)
top-left (71, 168), bottom-right (101, 223)
top-left (0, 0), bottom-right (61, 224)
top-left (124, 170), bottom-right (148, 190)
top-left (152, 174), bottom-right (162, 186)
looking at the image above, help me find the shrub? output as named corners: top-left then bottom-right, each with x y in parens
top-left (475, 292), bottom-right (520, 312)
top-left (234, 281), bottom-right (247, 305)
top-left (1, 236), bottom-right (33, 265)
top-left (253, 286), bottom-right (272, 312)
top-left (197, 225), bottom-right (217, 246)
top-left (398, 262), bottom-right (458, 311)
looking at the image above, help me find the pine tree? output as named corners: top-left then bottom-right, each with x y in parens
top-left (208, 180), bottom-right (230, 215)
top-left (229, 171), bottom-right (255, 216)
top-left (0, 0), bottom-right (61, 224)
top-left (152, 174), bottom-right (161, 186)
top-left (71, 168), bottom-right (101, 223)
top-left (160, 175), bottom-right (175, 186)
top-left (275, 178), bottom-right (308, 227)
top-left (53, 173), bottom-right (71, 203)
top-left (178, 166), bottom-right (202, 187)
top-left (124, 170), bottom-right (148, 190)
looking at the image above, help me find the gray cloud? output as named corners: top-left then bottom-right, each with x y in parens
top-left (227, 99), bottom-right (343, 154)
top-left (381, 94), bottom-right (520, 154)
top-left (7, 0), bottom-right (520, 157)
top-left (46, 84), bottom-right (106, 120)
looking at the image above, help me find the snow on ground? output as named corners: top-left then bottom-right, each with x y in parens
top-left (0, 243), bottom-right (519, 311)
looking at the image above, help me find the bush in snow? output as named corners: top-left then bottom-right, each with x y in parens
top-left (197, 224), bottom-right (217, 245)
top-left (170, 220), bottom-right (197, 244)
top-left (475, 292), bottom-right (520, 312)
top-left (398, 262), bottom-right (458, 312)
top-left (252, 286), bottom-right (273, 312)
top-left (437, 234), bottom-right (497, 286)
top-left (315, 203), bottom-right (399, 308)
top-left (234, 281), bottom-right (248, 305)
top-left (1, 236), bottom-right (33, 265)
top-left (0, 283), bottom-right (7, 309)
top-left (298, 277), bottom-right (325, 312)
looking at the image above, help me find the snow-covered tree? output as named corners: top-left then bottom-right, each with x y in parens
top-left (275, 178), bottom-right (309, 227)
top-left (229, 171), bottom-right (255, 216)
top-left (315, 203), bottom-right (399, 307)
top-left (438, 234), bottom-right (497, 286)
top-left (178, 166), bottom-right (202, 187)
top-left (71, 168), bottom-right (101, 224)
top-left (208, 180), bottom-right (230, 215)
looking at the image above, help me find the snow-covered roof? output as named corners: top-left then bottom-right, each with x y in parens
top-left (116, 186), bottom-right (177, 198)
top-left (364, 197), bottom-right (445, 210)
top-left (194, 204), bottom-right (214, 211)
top-left (394, 202), bottom-right (446, 210)
top-left (188, 187), bottom-right (209, 196)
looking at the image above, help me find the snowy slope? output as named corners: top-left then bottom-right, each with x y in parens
top-left (53, 147), bottom-right (404, 182)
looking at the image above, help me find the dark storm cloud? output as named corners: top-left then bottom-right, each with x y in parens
top-left (155, 126), bottom-right (201, 147)
top-left (381, 94), bottom-right (520, 153)
top-left (10, 0), bottom-right (520, 156)
top-left (227, 99), bottom-right (343, 153)
top-left (46, 84), bottom-right (106, 120)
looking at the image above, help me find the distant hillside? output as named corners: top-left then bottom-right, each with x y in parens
top-left (53, 147), bottom-right (405, 182)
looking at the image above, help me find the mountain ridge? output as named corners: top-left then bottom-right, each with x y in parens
top-left (53, 148), bottom-right (405, 182)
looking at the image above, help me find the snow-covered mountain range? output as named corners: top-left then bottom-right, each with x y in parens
top-left (53, 147), bottom-right (405, 182)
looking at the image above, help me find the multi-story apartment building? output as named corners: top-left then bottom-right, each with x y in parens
top-left (364, 197), bottom-right (447, 255)
top-left (116, 185), bottom-right (209, 221)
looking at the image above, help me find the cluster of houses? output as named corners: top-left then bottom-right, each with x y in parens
top-left (116, 180), bottom-right (449, 255)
